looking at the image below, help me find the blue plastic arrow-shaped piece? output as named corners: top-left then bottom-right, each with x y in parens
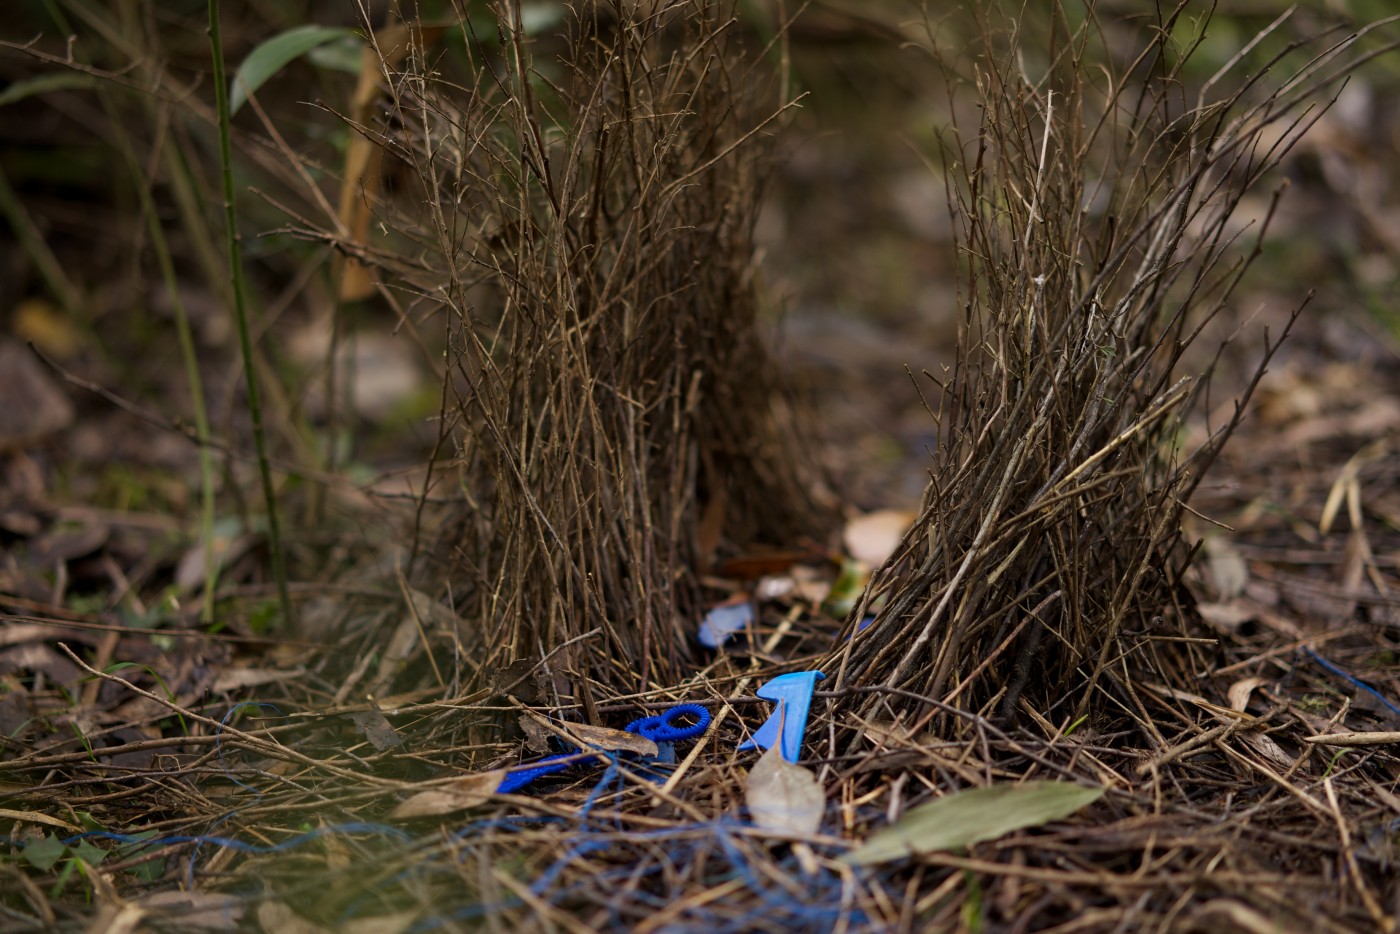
top-left (737, 670), bottom-right (824, 763)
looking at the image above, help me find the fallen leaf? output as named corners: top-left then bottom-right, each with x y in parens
top-left (13, 298), bottom-right (85, 358)
top-left (862, 718), bottom-right (916, 747)
top-left (518, 715), bottom-right (552, 754)
top-left (134, 891), bottom-right (245, 931)
top-left (336, 23), bottom-right (449, 301)
top-left (746, 742), bottom-right (824, 836)
top-left (350, 710), bottom-right (404, 751)
top-left (0, 808), bottom-right (80, 833)
top-left (841, 781), bottom-right (1103, 865)
top-left (176, 526), bottom-right (256, 594)
top-left (389, 770), bottom-right (504, 819)
top-left (211, 666), bottom-right (304, 693)
top-left (0, 339), bottom-right (74, 453)
top-left (1227, 677), bottom-right (1266, 713)
top-left (715, 550), bottom-right (809, 579)
top-left (843, 509), bottom-right (914, 565)
top-left (564, 721), bottom-right (658, 757)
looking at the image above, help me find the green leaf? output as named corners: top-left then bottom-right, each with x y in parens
top-left (230, 25), bottom-right (360, 115)
top-left (22, 835), bottom-right (66, 871)
top-left (70, 839), bottom-right (107, 867)
top-left (305, 36), bottom-right (366, 75)
top-left (126, 855), bottom-right (166, 883)
top-left (0, 73), bottom-right (99, 108)
top-left (118, 831), bottom-right (164, 882)
top-left (842, 781), bottom-right (1103, 866)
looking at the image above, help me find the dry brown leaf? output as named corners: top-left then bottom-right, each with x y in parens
top-left (745, 743), bottom-right (824, 837)
top-left (1240, 732), bottom-right (1295, 770)
top-left (336, 23), bottom-right (449, 301)
top-left (0, 339), bottom-right (74, 452)
top-left (210, 666), bottom-right (304, 693)
top-left (350, 710), bottom-right (404, 751)
top-left (1227, 677), bottom-right (1266, 713)
top-left (0, 807), bottom-right (80, 832)
top-left (519, 715), bottom-right (552, 754)
top-left (389, 770), bottom-right (504, 819)
top-left (564, 722), bottom-right (658, 757)
top-left (862, 718), bottom-right (915, 747)
top-left (1320, 441), bottom-right (1388, 535)
top-left (134, 891), bottom-right (245, 932)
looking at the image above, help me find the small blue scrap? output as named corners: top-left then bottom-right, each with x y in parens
top-left (698, 601), bottom-right (754, 649)
top-left (738, 670), bottom-right (824, 763)
top-left (843, 615), bottom-right (876, 640)
top-left (497, 704), bottom-right (711, 794)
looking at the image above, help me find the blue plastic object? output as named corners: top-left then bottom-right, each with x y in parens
top-left (737, 670), bottom-right (824, 763)
top-left (698, 602), bottom-right (754, 648)
top-left (496, 704), bottom-right (711, 794)
top-left (626, 703), bottom-right (710, 743)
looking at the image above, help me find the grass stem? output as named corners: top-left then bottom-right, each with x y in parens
top-left (207, 0), bottom-right (294, 629)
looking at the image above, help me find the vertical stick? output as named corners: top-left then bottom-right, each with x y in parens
top-left (207, 0), bottom-right (295, 628)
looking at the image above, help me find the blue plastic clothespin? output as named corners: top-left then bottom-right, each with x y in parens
top-left (496, 704), bottom-right (711, 794)
top-left (738, 670), bottom-right (824, 763)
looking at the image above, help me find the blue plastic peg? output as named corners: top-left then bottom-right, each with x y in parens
top-left (737, 670), bottom-right (824, 763)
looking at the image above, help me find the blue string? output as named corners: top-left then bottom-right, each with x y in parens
top-left (1304, 647), bottom-right (1400, 718)
top-left (53, 822), bottom-right (413, 855)
top-left (215, 702), bottom-right (283, 793)
top-left (15, 699), bottom-right (869, 932)
top-left (414, 814), bottom-right (874, 933)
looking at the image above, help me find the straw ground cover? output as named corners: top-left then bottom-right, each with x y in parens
top-left (2, 1), bottom-right (1400, 931)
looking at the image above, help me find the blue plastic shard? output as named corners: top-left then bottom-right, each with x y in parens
top-left (698, 602), bottom-right (754, 648)
top-left (737, 670), bottom-right (824, 763)
top-left (844, 615), bottom-right (877, 640)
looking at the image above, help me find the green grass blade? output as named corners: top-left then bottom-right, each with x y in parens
top-left (208, 0), bottom-right (295, 629)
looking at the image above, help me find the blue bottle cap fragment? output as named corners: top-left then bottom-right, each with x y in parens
top-left (698, 602), bottom-right (754, 649)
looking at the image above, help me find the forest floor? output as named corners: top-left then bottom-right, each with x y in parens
top-left (3, 3), bottom-right (1400, 931)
